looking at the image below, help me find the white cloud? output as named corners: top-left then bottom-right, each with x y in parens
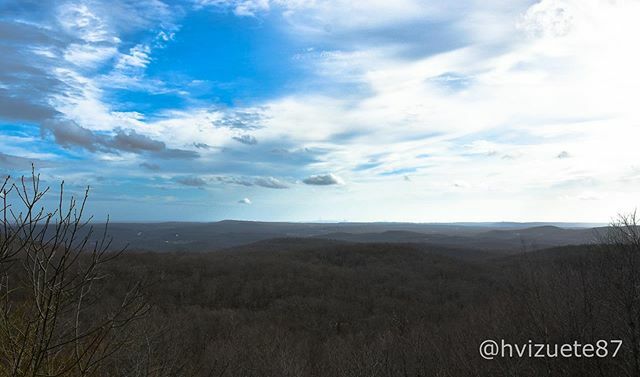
top-left (57, 3), bottom-right (121, 67)
top-left (115, 44), bottom-right (152, 71)
top-left (195, 0), bottom-right (270, 16)
top-left (519, 0), bottom-right (575, 38)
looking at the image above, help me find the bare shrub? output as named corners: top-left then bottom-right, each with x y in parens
top-left (0, 168), bottom-right (149, 376)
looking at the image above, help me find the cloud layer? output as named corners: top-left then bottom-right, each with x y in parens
top-left (1, 0), bottom-right (639, 222)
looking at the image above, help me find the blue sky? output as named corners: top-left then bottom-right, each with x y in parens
top-left (1, 0), bottom-right (640, 222)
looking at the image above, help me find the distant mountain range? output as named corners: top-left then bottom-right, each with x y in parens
top-left (78, 220), bottom-right (607, 253)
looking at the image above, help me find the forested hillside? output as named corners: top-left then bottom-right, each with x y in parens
top-left (1, 174), bottom-right (639, 376)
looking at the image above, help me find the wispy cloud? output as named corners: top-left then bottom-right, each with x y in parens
top-left (176, 176), bottom-right (207, 187)
top-left (233, 134), bottom-right (258, 145)
top-left (140, 162), bottom-right (160, 171)
top-left (0, 153), bottom-right (51, 169)
top-left (254, 176), bottom-right (289, 189)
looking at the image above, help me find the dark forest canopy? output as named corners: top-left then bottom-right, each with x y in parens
top-left (1, 172), bottom-right (640, 376)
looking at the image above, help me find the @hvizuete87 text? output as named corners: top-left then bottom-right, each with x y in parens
top-left (479, 339), bottom-right (623, 360)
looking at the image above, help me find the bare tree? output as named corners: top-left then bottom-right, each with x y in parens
top-left (598, 211), bottom-right (640, 377)
top-left (0, 168), bottom-right (149, 376)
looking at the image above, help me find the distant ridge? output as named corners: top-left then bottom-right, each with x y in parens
top-left (96, 219), bottom-right (605, 228)
top-left (64, 221), bottom-right (606, 253)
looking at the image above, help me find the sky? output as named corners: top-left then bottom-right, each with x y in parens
top-left (1, 0), bottom-right (640, 223)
